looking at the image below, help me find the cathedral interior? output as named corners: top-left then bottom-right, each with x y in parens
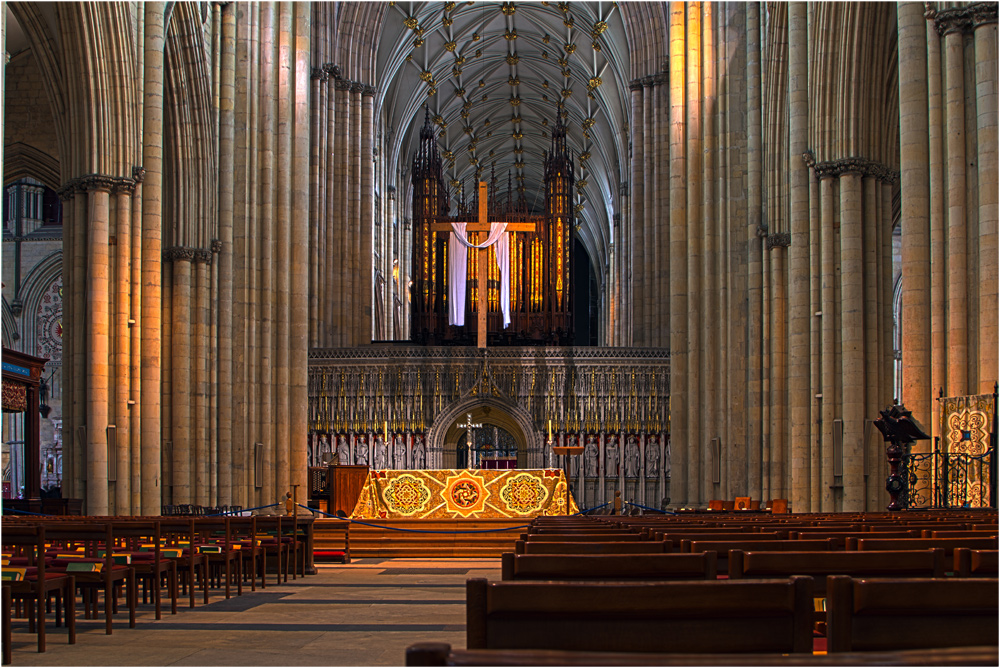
top-left (1, 1), bottom-right (997, 516)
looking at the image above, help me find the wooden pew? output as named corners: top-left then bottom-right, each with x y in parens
top-left (406, 641), bottom-right (1000, 666)
top-left (111, 519), bottom-right (178, 618)
top-left (515, 540), bottom-right (671, 555)
top-left (953, 548), bottom-right (998, 577)
top-left (518, 533), bottom-right (647, 542)
top-left (826, 576), bottom-right (999, 652)
top-left (682, 538), bottom-right (837, 571)
top-left (846, 536), bottom-right (998, 558)
top-left (501, 552), bottom-right (717, 581)
top-left (788, 530), bottom-right (920, 550)
top-left (465, 576), bottom-right (815, 653)
top-left (728, 549), bottom-right (946, 595)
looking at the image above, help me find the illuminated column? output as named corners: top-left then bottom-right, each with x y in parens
top-left (333, 77), bottom-right (350, 346)
top-left (701, 0), bottom-right (716, 499)
top-left (819, 175), bottom-right (836, 511)
top-left (943, 23), bottom-right (967, 395)
top-left (668, 1), bottom-right (688, 505)
top-left (194, 255), bottom-right (210, 505)
top-left (745, 0), bottom-right (763, 500)
top-left (87, 180), bottom-right (113, 516)
top-left (656, 75), bottom-right (670, 346)
top-left (974, 8), bottom-right (999, 392)
top-left (114, 185), bottom-right (133, 514)
top-left (348, 82), bottom-right (362, 345)
top-left (839, 170), bottom-right (864, 511)
top-left (217, 1), bottom-right (235, 507)
top-left (898, 1), bottom-right (932, 438)
top-left (686, 1), bottom-right (702, 505)
top-left (643, 76), bottom-right (655, 345)
top-left (360, 85), bottom-right (376, 344)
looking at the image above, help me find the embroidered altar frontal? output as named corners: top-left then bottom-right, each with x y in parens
top-left (350, 469), bottom-right (580, 519)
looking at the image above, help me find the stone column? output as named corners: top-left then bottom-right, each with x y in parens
top-left (194, 255), bottom-right (210, 505)
top-left (217, 1), bottom-right (235, 506)
top-left (819, 175), bottom-right (836, 511)
top-left (86, 180), bottom-right (113, 516)
top-left (656, 76), bottom-right (670, 346)
top-left (140, 0), bottom-right (166, 515)
top-left (943, 24), bottom-right (967, 395)
top-left (169, 249), bottom-right (193, 503)
top-left (642, 76), bottom-right (655, 345)
top-left (325, 68), bottom-right (338, 346)
top-left (839, 170), bottom-right (864, 511)
top-left (668, 0), bottom-right (688, 506)
top-left (629, 80), bottom-right (644, 347)
top-left (927, 17), bottom-right (945, 439)
top-left (974, 9), bottom-right (998, 392)
top-left (349, 83), bottom-right (363, 345)
top-left (745, 0), bottom-right (763, 501)
top-left (701, 2), bottom-right (716, 499)
top-left (114, 185), bottom-right (133, 514)
top-left (686, 1), bottom-right (702, 505)
top-left (309, 68), bottom-right (325, 348)
top-left (130, 174), bottom-right (143, 513)
top-left (274, 2), bottom-right (292, 503)
top-left (898, 1), bottom-right (932, 436)
top-left (361, 85), bottom-right (376, 344)
top-left (808, 168), bottom-right (821, 511)
top-left (788, 0), bottom-right (810, 511)
top-left (259, 0), bottom-right (275, 505)
top-left (334, 78), bottom-right (350, 347)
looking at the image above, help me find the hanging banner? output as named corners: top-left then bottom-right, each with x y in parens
top-left (350, 468), bottom-right (579, 519)
top-left (940, 393), bottom-right (996, 508)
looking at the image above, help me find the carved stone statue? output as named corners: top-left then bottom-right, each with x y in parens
top-left (624, 435), bottom-right (640, 478)
top-left (336, 435), bottom-right (350, 466)
top-left (412, 435), bottom-right (426, 469)
top-left (645, 437), bottom-right (660, 477)
top-left (354, 435), bottom-right (369, 466)
top-left (584, 435), bottom-right (599, 477)
top-left (605, 435), bottom-right (619, 476)
top-left (373, 436), bottom-right (388, 470)
top-left (392, 435), bottom-right (406, 469)
top-left (567, 434), bottom-right (580, 478)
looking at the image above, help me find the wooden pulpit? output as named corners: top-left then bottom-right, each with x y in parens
top-left (328, 465), bottom-right (369, 517)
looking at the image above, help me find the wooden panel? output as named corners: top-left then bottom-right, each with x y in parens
top-left (329, 465), bottom-right (370, 516)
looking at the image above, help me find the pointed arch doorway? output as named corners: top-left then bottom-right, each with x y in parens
top-left (438, 405), bottom-right (528, 470)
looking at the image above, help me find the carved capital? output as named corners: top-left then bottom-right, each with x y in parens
top-left (334, 79), bottom-right (352, 91)
top-left (211, 239), bottom-right (223, 253)
top-left (311, 67), bottom-right (329, 81)
top-left (641, 75), bottom-right (655, 88)
top-left (78, 174), bottom-right (119, 193)
top-left (195, 249), bottom-right (214, 264)
top-left (111, 177), bottom-right (137, 195)
top-left (971, 2), bottom-right (999, 28)
top-left (350, 81), bottom-right (365, 94)
top-left (325, 64), bottom-right (342, 79)
top-left (132, 166), bottom-right (145, 183)
top-left (56, 180), bottom-right (81, 201)
top-left (163, 246), bottom-right (196, 263)
top-left (801, 150), bottom-right (815, 168)
top-left (934, 5), bottom-right (975, 35)
top-left (618, 182), bottom-right (629, 198)
top-left (813, 156), bottom-right (897, 183)
top-left (766, 232), bottom-right (791, 249)
top-left (362, 84), bottom-right (377, 97)
top-left (628, 78), bottom-right (644, 92)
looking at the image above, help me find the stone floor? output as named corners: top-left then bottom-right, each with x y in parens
top-left (7, 558), bottom-right (500, 666)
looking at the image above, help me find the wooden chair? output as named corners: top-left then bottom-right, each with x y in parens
top-left (769, 499), bottom-right (789, 514)
top-left (43, 522), bottom-right (136, 635)
top-left (158, 517), bottom-right (210, 607)
top-left (2, 585), bottom-right (11, 665)
top-left (826, 576), bottom-right (999, 652)
top-left (466, 576), bottom-right (815, 653)
top-left (515, 539), bottom-right (671, 555)
top-left (229, 516), bottom-right (265, 590)
top-left (2, 525), bottom-right (76, 653)
top-left (194, 517), bottom-right (242, 599)
top-left (112, 519), bottom-right (178, 618)
top-left (734, 497), bottom-right (752, 511)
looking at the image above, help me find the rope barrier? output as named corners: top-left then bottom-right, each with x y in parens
top-left (298, 504), bottom-right (532, 534)
top-left (575, 501), bottom-right (611, 515)
top-left (623, 501), bottom-right (676, 516)
top-left (2, 507), bottom-right (54, 517)
top-left (203, 502), bottom-right (281, 517)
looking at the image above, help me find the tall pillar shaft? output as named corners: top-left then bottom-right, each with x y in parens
top-left (701, 1), bottom-right (717, 500)
top-left (171, 256), bottom-right (192, 503)
top-left (944, 29), bottom-right (968, 395)
top-left (217, 1), bottom-right (235, 506)
top-left (194, 259), bottom-right (209, 505)
top-left (87, 187), bottom-right (112, 515)
top-left (975, 20), bottom-right (999, 392)
top-left (642, 79), bottom-right (655, 345)
top-left (360, 87), bottom-right (375, 345)
top-left (839, 172), bottom-right (864, 510)
top-left (629, 82), bottom-right (644, 347)
top-left (820, 176), bottom-right (836, 511)
top-left (334, 80), bottom-right (350, 347)
top-left (274, 2), bottom-right (292, 503)
top-left (686, 1), bottom-right (702, 505)
top-left (745, 0), bottom-right (763, 501)
top-left (114, 189), bottom-right (132, 514)
top-left (348, 85), bottom-right (362, 345)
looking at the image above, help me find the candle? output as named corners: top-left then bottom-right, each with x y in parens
top-left (385, 421), bottom-right (389, 437)
top-left (548, 419), bottom-right (552, 441)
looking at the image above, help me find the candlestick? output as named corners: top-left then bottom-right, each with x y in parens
top-left (548, 419), bottom-right (552, 442)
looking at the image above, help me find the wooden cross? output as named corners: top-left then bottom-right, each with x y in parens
top-left (456, 412), bottom-right (482, 469)
top-left (430, 182), bottom-right (536, 348)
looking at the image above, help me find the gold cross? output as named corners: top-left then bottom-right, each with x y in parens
top-left (430, 182), bottom-right (536, 348)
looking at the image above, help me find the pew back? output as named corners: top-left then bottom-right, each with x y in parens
top-left (501, 552), bottom-right (717, 581)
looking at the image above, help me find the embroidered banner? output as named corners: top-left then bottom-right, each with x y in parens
top-left (2, 380), bottom-right (27, 413)
top-left (350, 468), bottom-right (580, 519)
top-left (940, 393), bottom-right (996, 508)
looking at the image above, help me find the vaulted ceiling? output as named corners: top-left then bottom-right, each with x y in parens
top-left (375, 1), bottom-right (633, 271)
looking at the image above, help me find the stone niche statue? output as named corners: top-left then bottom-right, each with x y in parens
top-left (645, 437), bottom-right (660, 478)
top-left (605, 435), bottom-right (619, 476)
top-left (336, 435), bottom-right (350, 466)
top-left (392, 435), bottom-right (406, 469)
top-left (412, 435), bottom-right (426, 469)
top-left (354, 435), bottom-right (369, 466)
top-left (373, 436), bottom-right (388, 470)
top-left (624, 435), bottom-right (640, 478)
top-left (584, 434), bottom-right (599, 477)
top-left (566, 434), bottom-right (580, 477)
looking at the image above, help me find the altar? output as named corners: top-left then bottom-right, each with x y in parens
top-left (350, 468), bottom-right (579, 520)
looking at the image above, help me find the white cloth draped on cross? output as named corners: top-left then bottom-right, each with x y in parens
top-left (448, 222), bottom-right (511, 328)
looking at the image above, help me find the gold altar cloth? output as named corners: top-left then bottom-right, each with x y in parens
top-left (349, 469), bottom-right (580, 519)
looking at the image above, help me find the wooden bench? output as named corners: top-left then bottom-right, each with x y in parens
top-left (518, 533), bottom-right (647, 542)
top-left (953, 548), bottom-right (998, 577)
top-left (465, 576), bottom-right (815, 653)
top-left (501, 552), bottom-right (717, 581)
top-left (682, 538), bottom-right (837, 570)
top-left (406, 641), bottom-right (1000, 666)
top-left (728, 549), bottom-right (946, 595)
top-left (515, 540), bottom-right (671, 555)
top-left (846, 536), bottom-right (998, 558)
top-left (826, 576), bottom-right (999, 652)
